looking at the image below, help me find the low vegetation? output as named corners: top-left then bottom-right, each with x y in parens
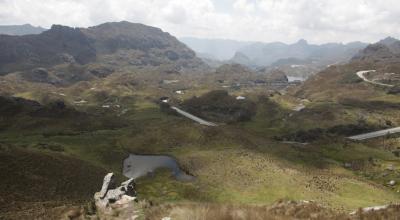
top-left (181, 90), bottom-right (256, 123)
top-left (1, 21), bottom-right (400, 219)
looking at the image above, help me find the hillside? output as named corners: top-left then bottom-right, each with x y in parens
top-left (352, 37), bottom-right (400, 62)
top-left (297, 37), bottom-right (400, 102)
top-left (1, 22), bottom-right (400, 219)
top-left (0, 21), bottom-right (206, 75)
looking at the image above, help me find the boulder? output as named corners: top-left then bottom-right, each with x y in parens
top-left (94, 173), bottom-right (137, 210)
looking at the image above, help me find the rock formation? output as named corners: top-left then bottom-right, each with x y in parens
top-left (0, 21), bottom-right (206, 74)
top-left (94, 173), bottom-right (137, 212)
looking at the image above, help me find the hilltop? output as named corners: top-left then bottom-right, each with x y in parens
top-left (0, 21), bottom-right (206, 75)
top-left (296, 37), bottom-right (400, 102)
top-left (352, 37), bottom-right (400, 62)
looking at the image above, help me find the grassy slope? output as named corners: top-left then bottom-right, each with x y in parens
top-left (1, 63), bottom-right (400, 218)
top-left (1, 98), bottom-right (399, 215)
top-left (0, 146), bottom-right (107, 219)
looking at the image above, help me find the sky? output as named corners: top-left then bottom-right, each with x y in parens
top-left (0, 0), bottom-right (400, 44)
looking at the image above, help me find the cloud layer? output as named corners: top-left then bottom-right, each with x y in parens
top-left (0, 0), bottom-right (399, 43)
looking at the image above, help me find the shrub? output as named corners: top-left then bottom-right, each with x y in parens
top-left (340, 73), bottom-right (363, 84)
top-left (388, 85), bottom-right (400, 95)
top-left (181, 90), bottom-right (256, 123)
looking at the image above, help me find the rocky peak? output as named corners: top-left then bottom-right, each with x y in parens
top-left (82, 21), bottom-right (193, 55)
top-left (0, 21), bottom-right (204, 75)
top-left (230, 52), bottom-right (252, 66)
top-left (379, 36), bottom-right (399, 46)
top-left (352, 37), bottom-right (400, 61)
top-left (295, 39), bottom-right (308, 46)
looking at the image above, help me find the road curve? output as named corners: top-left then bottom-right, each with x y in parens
top-left (348, 127), bottom-right (400, 141)
top-left (356, 70), bottom-right (394, 87)
top-left (171, 106), bottom-right (217, 126)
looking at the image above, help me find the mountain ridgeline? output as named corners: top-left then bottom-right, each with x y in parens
top-left (0, 21), bottom-right (204, 74)
top-left (237, 39), bottom-right (367, 67)
top-left (352, 37), bottom-right (400, 62)
top-left (182, 37), bottom-right (368, 68)
top-left (0, 24), bottom-right (46, 36)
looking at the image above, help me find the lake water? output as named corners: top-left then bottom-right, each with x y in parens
top-left (122, 154), bottom-right (194, 181)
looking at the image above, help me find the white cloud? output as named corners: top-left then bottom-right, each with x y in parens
top-left (233, 0), bottom-right (256, 13)
top-left (0, 0), bottom-right (400, 43)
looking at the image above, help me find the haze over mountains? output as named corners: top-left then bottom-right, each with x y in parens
top-left (179, 37), bottom-right (252, 60)
top-left (181, 37), bottom-right (368, 68)
top-left (0, 24), bottom-right (368, 73)
top-left (353, 37), bottom-right (400, 62)
top-left (0, 24), bottom-right (46, 35)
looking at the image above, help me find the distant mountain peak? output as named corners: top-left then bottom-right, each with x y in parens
top-left (229, 51), bottom-right (253, 67)
top-left (0, 24), bottom-right (46, 36)
top-left (381, 36), bottom-right (398, 41)
top-left (379, 36), bottom-right (400, 46)
top-left (231, 51), bottom-right (250, 60)
top-left (352, 36), bottom-right (400, 61)
top-left (295, 39), bottom-right (308, 45)
top-left (0, 21), bottom-right (205, 74)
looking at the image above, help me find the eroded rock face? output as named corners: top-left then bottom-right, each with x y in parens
top-left (94, 173), bottom-right (137, 211)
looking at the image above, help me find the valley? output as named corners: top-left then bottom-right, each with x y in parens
top-left (0, 21), bottom-right (400, 219)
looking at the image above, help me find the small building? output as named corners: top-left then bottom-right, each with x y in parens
top-left (175, 90), bottom-right (184, 95)
top-left (236, 96), bottom-right (246, 100)
top-left (160, 97), bottom-right (169, 103)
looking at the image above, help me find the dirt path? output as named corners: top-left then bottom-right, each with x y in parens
top-left (356, 70), bottom-right (394, 87)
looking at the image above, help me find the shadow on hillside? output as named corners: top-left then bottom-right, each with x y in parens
top-left (339, 98), bottom-right (400, 110)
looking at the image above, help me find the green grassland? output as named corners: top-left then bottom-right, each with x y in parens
top-left (1, 64), bottom-right (400, 218)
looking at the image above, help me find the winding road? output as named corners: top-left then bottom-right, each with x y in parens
top-left (356, 70), bottom-right (394, 87)
top-left (171, 106), bottom-right (217, 126)
top-left (348, 127), bottom-right (400, 141)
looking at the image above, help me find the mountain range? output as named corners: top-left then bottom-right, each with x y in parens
top-left (182, 37), bottom-right (368, 68)
top-left (0, 21), bottom-right (205, 77)
top-left (1, 21), bottom-right (400, 219)
top-left (352, 37), bottom-right (400, 62)
top-left (0, 24), bottom-right (46, 35)
top-left (179, 37), bottom-right (252, 60)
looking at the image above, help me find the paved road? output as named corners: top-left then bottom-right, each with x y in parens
top-left (356, 70), bottom-right (394, 87)
top-left (171, 106), bottom-right (217, 126)
top-left (348, 127), bottom-right (400, 141)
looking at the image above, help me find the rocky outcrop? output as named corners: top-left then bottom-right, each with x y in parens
top-left (352, 37), bottom-right (400, 62)
top-left (93, 173), bottom-right (138, 220)
top-left (94, 173), bottom-right (137, 209)
top-left (0, 25), bottom-right (96, 74)
top-left (0, 21), bottom-right (206, 75)
top-left (352, 44), bottom-right (399, 61)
